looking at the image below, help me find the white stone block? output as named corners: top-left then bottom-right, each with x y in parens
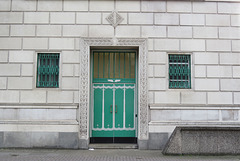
top-left (0, 38), bottom-right (21, 49)
top-left (180, 14), bottom-right (204, 26)
top-left (148, 92), bottom-right (154, 104)
top-left (167, 1), bottom-right (191, 13)
top-left (62, 64), bottom-right (74, 76)
top-left (37, 25), bottom-right (61, 37)
top-left (206, 15), bottom-right (230, 26)
top-left (208, 92), bottom-right (232, 104)
top-left (194, 66), bottom-right (206, 77)
top-left (207, 40), bottom-right (231, 52)
top-left (74, 91), bottom-right (79, 103)
top-left (148, 65), bottom-right (154, 77)
top-left (20, 91), bottom-right (46, 103)
top-left (155, 13), bottom-right (179, 25)
top-left (151, 110), bottom-right (181, 121)
top-left (0, 25), bottom-right (9, 36)
top-left (47, 91), bottom-right (73, 103)
top-left (141, 0), bottom-right (166, 12)
top-left (142, 26), bottom-right (166, 38)
top-left (63, 0), bottom-right (88, 11)
top-left (12, 0), bottom-right (36, 11)
top-left (47, 109), bottom-right (76, 120)
top-left (154, 65), bottom-right (166, 77)
top-left (207, 66), bottom-right (232, 78)
top-left (148, 39), bottom-right (154, 50)
top-left (89, 25), bottom-right (114, 37)
top-left (18, 109), bottom-right (47, 120)
top-left (76, 13), bottom-right (101, 24)
top-left (148, 52), bottom-right (166, 64)
top-left (11, 25), bottom-right (35, 37)
top-left (181, 110), bottom-right (208, 121)
top-left (0, 64), bottom-right (20, 76)
top-left (231, 15), bottom-right (240, 27)
top-left (220, 53), bottom-right (240, 65)
top-left (181, 92), bottom-right (207, 104)
top-left (195, 79), bottom-right (219, 91)
top-left (90, 0), bottom-right (114, 11)
top-left (50, 12), bottom-right (75, 24)
top-left (0, 91), bottom-right (19, 103)
top-left (221, 79), bottom-right (240, 91)
top-left (155, 92), bottom-right (180, 104)
top-left (219, 27), bottom-right (240, 39)
top-left (193, 27), bottom-right (218, 38)
top-left (181, 40), bottom-right (205, 51)
top-left (24, 12), bottom-right (49, 24)
top-left (154, 39), bottom-right (179, 51)
top-left (0, 12), bottom-right (23, 24)
top-left (149, 78), bottom-right (166, 91)
top-left (0, 51), bottom-right (8, 63)
top-left (0, 0), bottom-right (11, 11)
top-left (62, 51), bottom-right (79, 63)
top-left (192, 2), bottom-right (217, 13)
top-left (49, 38), bottom-right (74, 50)
top-left (21, 64), bottom-right (33, 76)
top-left (0, 109), bottom-right (17, 120)
top-left (116, 0), bottom-right (140, 12)
top-left (116, 26), bottom-right (140, 37)
top-left (62, 77), bottom-right (79, 90)
top-left (74, 64), bottom-right (79, 76)
top-left (38, 0), bottom-right (62, 11)
top-left (232, 40), bottom-right (240, 52)
top-left (218, 2), bottom-right (240, 14)
top-left (129, 13), bottom-right (153, 24)
top-left (8, 77), bottom-right (33, 89)
top-left (204, 49), bottom-right (216, 62)
top-left (234, 93), bottom-right (240, 104)
top-left (0, 77), bottom-right (7, 89)
top-left (23, 38), bottom-right (48, 50)
top-left (63, 25), bottom-right (88, 37)
top-left (168, 26), bottom-right (192, 38)
top-left (233, 66), bottom-right (240, 78)
top-left (102, 13), bottom-right (127, 25)
top-left (9, 51), bottom-right (34, 63)
top-left (222, 110), bottom-right (238, 121)
top-left (207, 110), bottom-right (219, 121)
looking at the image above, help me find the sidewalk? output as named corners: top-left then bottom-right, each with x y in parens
top-left (0, 149), bottom-right (239, 161)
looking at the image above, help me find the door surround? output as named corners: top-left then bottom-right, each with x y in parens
top-left (79, 37), bottom-right (148, 149)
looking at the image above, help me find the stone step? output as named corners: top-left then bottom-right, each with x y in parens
top-left (88, 144), bottom-right (138, 149)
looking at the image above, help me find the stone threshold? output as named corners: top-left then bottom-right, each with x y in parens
top-left (88, 144), bottom-right (138, 149)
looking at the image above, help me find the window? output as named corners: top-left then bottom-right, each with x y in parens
top-left (36, 53), bottom-right (60, 88)
top-left (169, 54), bottom-right (191, 89)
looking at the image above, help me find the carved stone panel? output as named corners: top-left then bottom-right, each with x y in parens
top-left (79, 37), bottom-right (148, 141)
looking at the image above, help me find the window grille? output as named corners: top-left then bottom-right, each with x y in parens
top-left (169, 54), bottom-right (191, 89)
top-left (37, 53), bottom-right (59, 88)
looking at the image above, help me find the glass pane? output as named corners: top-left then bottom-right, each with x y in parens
top-left (104, 52), bottom-right (109, 79)
top-left (115, 52), bottom-right (120, 79)
top-left (99, 53), bottom-right (104, 78)
top-left (130, 52), bottom-right (135, 79)
top-left (109, 52), bottom-right (114, 78)
top-left (125, 53), bottom-right (130, 79)
top-left (119, 53), bottom-right (125, 79)
top-left (93, 53), bottom-right (99, 79)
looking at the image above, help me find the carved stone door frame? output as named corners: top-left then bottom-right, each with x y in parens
top-left (79, 38), bottom-right (148, 149)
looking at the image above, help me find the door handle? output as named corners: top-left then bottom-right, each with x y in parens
top-left (115, 105), bottom-right (117, 113)
top-left (110, 105), bottom-right (112, 113)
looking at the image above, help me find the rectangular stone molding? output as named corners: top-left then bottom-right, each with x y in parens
top-left (151, 110), bottom-right (181, 121)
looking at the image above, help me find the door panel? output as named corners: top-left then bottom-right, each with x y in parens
top-left (93, 84), bottom-right (103, 129)
top-left (104, 84), bottom-right (113, 129)
top-left (125, 85), bottom-right (135, 129)
top-left (115, 84), bottom-right (124, 129)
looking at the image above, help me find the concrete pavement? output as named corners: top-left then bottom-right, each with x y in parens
top-left (0, 149), bottom-right (240, 161)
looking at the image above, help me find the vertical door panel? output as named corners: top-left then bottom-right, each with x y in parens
top-left (125, 84), bottom-right (134, 128)
top-left (104, 84), bottom-right (113, 129)
top-left (115, 84), bottom-right (124, 128)
top-left (93, 84), bottom-right (103, 128)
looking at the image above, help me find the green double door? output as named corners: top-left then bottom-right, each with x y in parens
top-left (91, 50), bottom-right (137, 143)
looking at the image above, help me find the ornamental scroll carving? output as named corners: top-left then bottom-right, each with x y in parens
top-left (79, 37), bottom-right (148, 140)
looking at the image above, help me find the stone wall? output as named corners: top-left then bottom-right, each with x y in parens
top-left (0, 0), bottom-right (239, 149)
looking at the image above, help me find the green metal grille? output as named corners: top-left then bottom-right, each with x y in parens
top-left (169, 54), bottom-right (191, 89)
top-left (37, 53), bottom-right (59, 88)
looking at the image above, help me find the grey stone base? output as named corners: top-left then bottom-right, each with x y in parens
top-left (163, 127), bottom-right (240, 155)
top-left (148, 133), bottom-right (168, 150)
top-left (0, 132), bottom-right (79, 149)
top-left (79, 138), bottom-right (89, 149)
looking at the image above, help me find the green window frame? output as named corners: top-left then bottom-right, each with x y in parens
top-left (169, 54), bottom-right (191, 89)
top-left (36, 53), bottom-right (60, 88)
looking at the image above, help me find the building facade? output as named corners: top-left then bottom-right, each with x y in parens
top-left (0, 0), bottom-right (239, 149)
